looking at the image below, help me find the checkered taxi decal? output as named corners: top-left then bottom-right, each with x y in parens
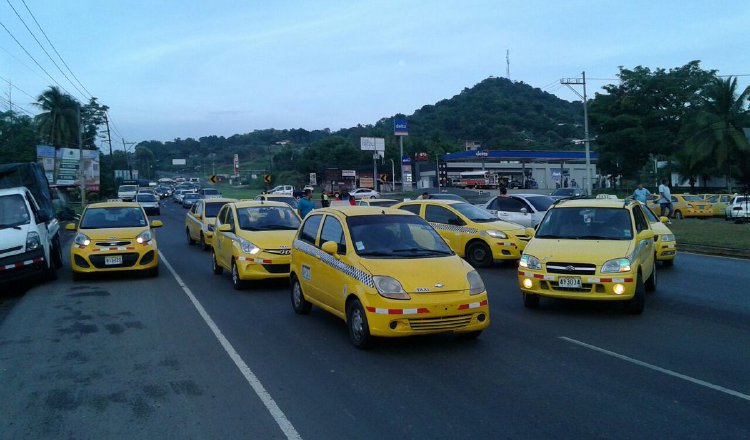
top-left (429, 222), bottom-right (478, 234)
top-left (293, 240), bottom-right (375, 288)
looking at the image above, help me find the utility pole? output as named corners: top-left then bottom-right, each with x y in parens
top-left (122, 138), bottom-right (136, 180)
top-left (561, 71), bottom-right (593, 196)
top-left (77, 103), bottom-right (86, 205)
top-left (103, 113), bottom-right (114, 191)
top-left (506, 50), bottom-right (510, 80)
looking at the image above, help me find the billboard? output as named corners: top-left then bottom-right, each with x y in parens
top-left (172, 158), bottom-right (187, 165)
top-left (394, 117), bottom-right (408, 136)
top-left (360, 137), bottom-right (385, 151)
top-left (36, 145), bottom-right (100, 191)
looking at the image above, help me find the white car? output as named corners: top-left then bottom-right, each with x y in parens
top-left (725, 195), bottom-right (750, 221)
top-left (136, 193), bottom-right (160, 215)
top-left (482, 193), bottom-right (555, 227)
top-left (268, 185), bottom-right (294, 195)
top-left (117, 184), bottom-right (138, 202)
top-left (200, 188), bottom-right (222, 199)
top-left (350, 188), bottom-right (380, 199)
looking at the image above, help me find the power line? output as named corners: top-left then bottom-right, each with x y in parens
top-left (18, 0), bottom-right (94, 98)
top-left (0, 74), bottom-right (36, 100)
top-left (0, 43), bottom-right (49, 85)
top-left (4, 0), bottom-right (88, 100)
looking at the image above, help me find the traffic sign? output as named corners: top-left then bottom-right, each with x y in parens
top-left (209, 175), bottom-right (218, 184)
top-left (264, 174), bottom-right (272, 184)
top-left (379, 174), bottom-right (388, 184)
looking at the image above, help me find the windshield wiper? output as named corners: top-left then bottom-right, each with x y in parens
top-left (0, 223), bottom-right (23, 230)
top-left (392, 248), bottom-right (451, 255)
top-left (471, 218), bottom-right (496, 223)
top-left (574, 235), bottom-right (619, 240)
top-left (357, 251), bottom-right (395, 257)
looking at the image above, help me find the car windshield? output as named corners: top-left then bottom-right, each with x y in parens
top-left (265, 196), bottom-right (298, 208)
top-left (205, 202), bottom-right (227, 217)
top-left (237, 206), bottom-right (301, 230)
top-left (136, 194), bottom-right (157, 202)
top-left (0, 194), bottom-right (31, 228)
top-left (119, 185), bottom-right (137, 192)
top-left (536, 207), bottom-right (633, 240)
top-left (526, 196), bottom-right (554, 211)
top-left (348, 214), bottom-right (453, 258)
top-left (452, 202), bottom-right (496, 223)
top-left (80, 207), bottom-right (147, 229)
top-left (644, 206), bottom-right (660, 222)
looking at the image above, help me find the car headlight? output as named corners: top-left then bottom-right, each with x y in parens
top-left (136, 230), bottom-right (153, 244)
top-left (485, 229), bottom-right (507, 239)
top-left (660, 234), bottom-right (675, 242)
top-left (26, 231), bottom-right (41, 251)
top-left (601, 258), bottom-right (631, 273)
top-left (238, 238), bottom-right (260, 255)
top-left (372, 275), bottom-right (410, 300)
top-left (467, 270), bottom-right (485, 295)
top-left (519, 254), bottom-right (542, 270)
top-left (74, 232), bottom-right (91, 247)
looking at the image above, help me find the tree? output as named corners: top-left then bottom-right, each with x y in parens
top-left (683, 76), bottom-right (750, 190)
top-left (81, 97), bottom-right (109, 149)
top-left (0, 111), bottom-right (38, 162)
top-left (33, 86), bottom-right (79, 147)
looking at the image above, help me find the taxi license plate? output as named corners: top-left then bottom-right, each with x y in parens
top-left (558, 276), bottom-right (582, 289)
top-left (105, 255), bottom-right (123, 265)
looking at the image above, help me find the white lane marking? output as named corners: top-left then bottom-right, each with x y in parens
top-left (160, 251), bottom-right (302, 439)
top-left (559, 336), bottom-right (750, 402)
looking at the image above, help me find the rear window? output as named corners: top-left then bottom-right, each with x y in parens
top-left (136, 194), bottom-right (157, 202)
top-left (119, 185), bottom-right (137, 192)
top-left (526, 196), bottom-right (554, 212)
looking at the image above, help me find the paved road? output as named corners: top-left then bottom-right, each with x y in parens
top-left (1, 200), bottom-right (748, 439)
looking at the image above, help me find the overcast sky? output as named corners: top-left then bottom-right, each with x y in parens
top-left (1, 0), bottom-right (748, 146)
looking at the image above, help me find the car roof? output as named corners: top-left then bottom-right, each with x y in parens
top-left (233, 200), bottom-right (291, 208)
top-left (315, 206), bottom-right (416, 217)
top-left (362, 198), bottom-right (398, 202)
top-left (86, 201), bottom-right (141, 208)
top-left (204, 198), bottom-right (238, 204)
top-left (401, 199), bottom-right (462, 205)
top-left (260, 194), bottom-right (295, 198)
top-left (552, 198), bottom-right (632, 209)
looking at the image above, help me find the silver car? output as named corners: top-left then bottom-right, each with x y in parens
top-left (482, 194), bottom-right (555, 227)
top-left (725, 195), bottom-right (750, 221)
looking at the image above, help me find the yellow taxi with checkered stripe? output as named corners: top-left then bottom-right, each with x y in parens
top-left (290, 206), bottom-right (490, 348)
top-left (392, 199), bottom-right (532, 268)
top-left (211, 200), bottom-right (301, 289)
top-left (518, 198), bottom-right (657, 314)
top-left (66, 201), bottom-right (163, 280)
top-left (185, 197), bottom-right (237, 250)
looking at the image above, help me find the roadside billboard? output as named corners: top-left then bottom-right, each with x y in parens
top-left (394, 117), bottom-right (408, 136)
top-left (36, 145), bottom-right (100, 191)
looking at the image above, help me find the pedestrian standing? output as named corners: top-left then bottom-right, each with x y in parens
top-left (321, 190), bottom-right (330, 208)
top-left (298, 189), bottom-right (314, 218)
top-left (348, 192), bottom-right (357, 206)
top-left (633, 182), bottom-right (650, 203)
top-left (658, 179), bottom-right (672, 221)
top-left (419, 192), bottom-right (430, 200)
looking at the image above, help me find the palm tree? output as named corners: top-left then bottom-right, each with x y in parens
top-left (684, 76), bottom-right (750, 191)
top-left (33, 86), bottom-right (79, 147)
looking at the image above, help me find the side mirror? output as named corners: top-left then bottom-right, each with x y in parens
top-left (150, 220), bottom-right (164, 228)
top-left (65, 223), bottom-right (77, 231)
top-left (638, 230), bottom-right (655, 241)
top-left (525, 227), bottom-right (535, 238)
top-left (321, 240), bottom-right (338, 255)
top-left (218, 224), bottom-right (232, 232)
top-left (520, 207), bottom-right (528, 215)
top-left (659, 216), bottom-right (669, 224)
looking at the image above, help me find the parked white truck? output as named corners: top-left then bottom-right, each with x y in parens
top-left (0, 163), bottom-right (62, 286)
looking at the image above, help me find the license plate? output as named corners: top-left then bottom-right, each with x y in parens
top-left (105, 255), bottom-right (123, 265)
top-left (558, 276), bottom-right (582, 288)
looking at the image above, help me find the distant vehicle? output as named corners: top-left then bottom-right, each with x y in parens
top-left (550, 188), bottom-right (586, 199)
top-left (350, 188), bottom-right (380, 199)
top-left (255, 194), bottom-right (299, 209)
top-left (507, 180), bottom-right (523, 189)
top-left (726, 195), bottom-right (750, 222)
top-left (117, 184), bottom-right (138, 201)
top-left (173, 189), bottom-right (191, 203)
top-left (199, 188), bottom-right (222, 199)
top-left (182, 192), bottom-right (204, 208)
top-left (356, 198), bottom-right (398, 207)
top-left (136, 193), bottom-right (160, 215)
top-left (483, 194), bottom-right (554, 227)
top-left (154, 186), bottom-right (171, 198)
top-left (453, 170), bottom-right (500, 189)
top-left (268, 185), bottom-right (294, 196)
top-left (188, 177), bottom-right (200, 184)
top-left (425, 193), bottom-right (469, 203)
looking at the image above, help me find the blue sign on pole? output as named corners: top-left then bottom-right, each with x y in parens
top-left (401, 155), bottom-right (411, 165)
top-left (394, 117), bottom-right (408, 136)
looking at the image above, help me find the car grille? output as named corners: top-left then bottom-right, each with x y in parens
top-left (546, 262), bottom-right (596, 275)
top-left (550, 282), bottom-right (594, 292)
top-left (262, 264), bottom-right (290, 274)
top-left (95, 240), bottom-right (132, 246)
top-left (408, 315), bottom-right (473, 331)
top-left (89, 253), bottom-right (139, 268)
top-left (0, 245), bottom-right (23, 256)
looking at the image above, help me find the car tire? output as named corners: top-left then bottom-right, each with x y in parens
top-left (523, 292), bottom-right (540, 309)
top-left (45, 256), bottom-right (58, 281)
top-left (186, 228), bottom-right (195, 245)
top-left (626, 273), bottom-right (646, 315)
top-left (645, 261), bottom-right (657, 292)
top-left (211, 250), bottom-right (223, 275)
top-left (346, 298), bottom-right (372, 349)
top-left (466, 241), bottom-right (493, 268)
top-left (51, 237), bottom-right (63, 269)
top-left (200, 233), bottom-right (210, 251)
top-left (291, 275), bottom-right (312, 315)
top-left (231, 260), bottom-right (245, 290)
top-left (674, 210), bottom-right (683, 220)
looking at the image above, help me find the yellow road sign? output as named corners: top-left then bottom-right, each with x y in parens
top-left (379, 173), bottom-right (388, 183)
top-left (264, 174), bottom-right (272, 184)
top-left (209, 175), bottom-right (218, 184)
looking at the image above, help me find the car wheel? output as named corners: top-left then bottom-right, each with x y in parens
top-left (211, 250), bottom-right (223, 275)
top-left (291, 275), bottom-right (312, 314)
top-left (466, 241), bottom-right (493, 268)
top-left (645, 261), bottom-right (657, 292)
top-left (231, 260), bottom-right (245, 290)
top-left (674, 210), bottom-right (683, 220)
top-left (346, 298), bottom-right (372, 349)
top-left (523, 292), bottom-right (540, 309)
top-left (52, 237), bottom-right (63, 268)
top-left (45, 255), bottom-right (58, 281)
top-left (626, 273), bottom-right (646, 315)
top-left (200, 233), bottom-right (210, 251)
top-left (186, 228), bottom-right (195, 245)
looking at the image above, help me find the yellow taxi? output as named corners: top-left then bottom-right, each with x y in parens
top-left (355, 198), bottom-right (399, 207)
top-left (518, 198), bottom-right (657, 314)
top-left (211, 200), bottom-right (301, 289)
top-left (646, 194), bottom-right (712, 219)
top-left (641, 203), bottom-right (676, 266)
top-left (67, 201), bottom-right (163, 280)
top-left (253, 194), bottom-right (299, 209)
top-left (290, 206), bottom-right (490, 348)
top-left (392, 199), bottom-right (532, 268)
top-left (701, 194), bottom-right (733, 216)
top-left (185, 197), bottom-right (237, 250)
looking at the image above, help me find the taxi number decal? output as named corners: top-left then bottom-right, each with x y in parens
top-left (415, 287), bottom-right (430, 292)
top-left (301, 264), bottom-right (311, 280)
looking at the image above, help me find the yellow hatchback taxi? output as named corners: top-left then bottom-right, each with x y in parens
top-left (185, 197), bottom-right (237, 250)
top-left (290, 206), bottom-right (490, 348)
top-left (67, 201), bottom-right (163, 280)
top-left (642, 202), bottom-right (677, 266)
top-left (518, 198), bottom-right (657, 314)
top-left (392, 200), bottom-right (531, 268)
top-left (646, 194), bottom-right (712, 219)
top-left (211, 200), bottom-right (301, 289)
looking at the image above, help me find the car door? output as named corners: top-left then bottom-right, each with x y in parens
top-left (493, 196), bottom-right (530, 226)
top-left (633, 206), bottom-right (655, 274)
top-left (187, 201), bottom-right (201, 240)
top-left (295, 213), bottom-right (324, 300)
top-left (316, 214), bottom-right (349, 312)
top-left (213, 206), bottom-right (231, 269)
top-left (424, 204), bottom-right (467, 255)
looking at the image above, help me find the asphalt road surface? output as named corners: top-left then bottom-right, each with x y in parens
top-left (1, 200), bottom-right (748, 439)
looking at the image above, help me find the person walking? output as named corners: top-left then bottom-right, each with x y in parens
top-left (658, 179), bottom-right (672, 221)
top-left (633, 182), bottom-right (650, 203)
top-left (348, 193), bottom-right (357, 206)
top-left (419, 192), bottom-right (430, 200)
top-left (298, 189), bottom-right (315, 218)
top-left (321, 190), bottom-right (330, 208)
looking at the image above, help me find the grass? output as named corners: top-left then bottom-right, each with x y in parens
top-left (214, 184), bottom-right (264, 200)
top-left (667, 217), bottom-right (750, 250)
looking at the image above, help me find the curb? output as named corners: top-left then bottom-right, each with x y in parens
top-left (677, 244), bottom-right (750, 260)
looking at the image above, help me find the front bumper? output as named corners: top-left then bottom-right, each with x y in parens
top-left (236, 254), bottom-right (291, 280)
top-left (70, 242), bottom-right (158, 274)
top-left (490, 238), bottom-right (527, 260)
top-left (518, 270), bottom-right (637, 300)
top-left (0, 248), bottom-right (46, 283)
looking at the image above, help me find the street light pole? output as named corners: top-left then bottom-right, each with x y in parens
top-left (561, 71), bottom-right (593, 195)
